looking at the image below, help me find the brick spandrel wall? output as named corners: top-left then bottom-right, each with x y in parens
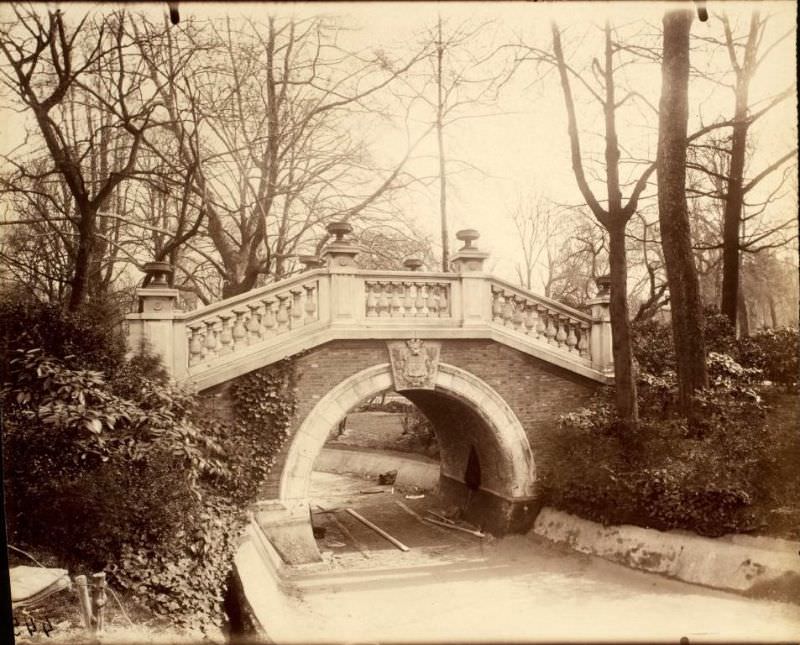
top-left (197, 338), bottom-right (601, 501)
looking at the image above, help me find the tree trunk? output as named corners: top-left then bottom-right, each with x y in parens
top-left (737, 282), bottom-right (750, 337)
top-left (657, 9), bottom-right (708, 415)
top-left (720, 12), bottom-right (759, 327)
top-left (608, 222), bottom-right (638, 422)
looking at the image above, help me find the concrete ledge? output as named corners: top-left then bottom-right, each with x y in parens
top-left (532, 507), bottom-right (800, 603)
top-left (315, 446), bottom-right (440, 490)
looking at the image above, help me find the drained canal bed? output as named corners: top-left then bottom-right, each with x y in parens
top-left (232, 470), bottom-right (800, 644)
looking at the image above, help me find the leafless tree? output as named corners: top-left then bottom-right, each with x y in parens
top-left (690, 10), bottom-right (796, 327)
top-left (0, 8), bottom-right (167, 310)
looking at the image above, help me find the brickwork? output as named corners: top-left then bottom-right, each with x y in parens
top-left (201, 339), bottom-right (598, 503)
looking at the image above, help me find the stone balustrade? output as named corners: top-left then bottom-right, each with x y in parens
top-left (488, 279), bottom-right (591, 363)
top-left (364, 276), bottom-right (454, 319)
top-left (185, 274), bottom-right (322, 368)
top-left (126, 227), bottom-right (612, 390)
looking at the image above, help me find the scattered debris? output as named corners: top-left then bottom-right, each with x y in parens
top-left (358, 488), bottom-right (387, 495)
top-left (378, 469), bottom-right (398, 485)
top-left (325, 540), bottom-right (346, 548)
top-left (312, 526), bottom-right (327, 539)
top-left (405, 494), bottom-right (425, 500)
top-left (345, 508), bottom-right (410, 552)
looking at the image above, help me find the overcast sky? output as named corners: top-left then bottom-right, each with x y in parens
top-left (1, 1), bottom-right (796, 287)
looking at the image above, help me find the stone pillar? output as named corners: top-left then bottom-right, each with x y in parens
top-left (588, 275), bottom-right (613, 376)
top-left (321, 222), bottom-right (361, 324)
top-left (125, 262), bottom-right (183, 378)
top-left (451, 229), bottom-right (491, 327)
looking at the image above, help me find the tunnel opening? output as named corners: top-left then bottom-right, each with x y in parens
top-left (259, 362), bottom-right (538, 565)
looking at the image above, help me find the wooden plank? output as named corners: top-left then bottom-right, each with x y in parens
top-left (423, 517), bottom-right (486, 538)
top-left (329, 513), bottom-right (371, 559)
top-left (395, 501), bottom-right (453, 536)
top-left (345, 508), bottom-right (411, 552)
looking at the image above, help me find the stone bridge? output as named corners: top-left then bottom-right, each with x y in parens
top-left (127, 228), bottom-right (614, 564)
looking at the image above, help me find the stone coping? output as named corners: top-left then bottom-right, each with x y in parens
top-left (531, 507), bottom-right (800, 604)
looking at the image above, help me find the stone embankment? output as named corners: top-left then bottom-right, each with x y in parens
top-left (532, 507), bottom-right (800, 604)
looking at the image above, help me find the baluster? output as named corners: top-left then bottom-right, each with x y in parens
top-left (437, 284), bottom-right (449, 317)
top-left (188, 323), bottom-right (205, 366)
top-left (203, 317), bottom-right (219, 359)
top-left (366, 282), bottom-right (378, 317)
top-left (377, 283), bottom-right (390, 317)
top-left (535, 305), bottom-right (547, 339)
top-left (415, 282), bottom-right (427, 316)
top-left (578, 323), bottom-right (590, 358)
top-left (276, 294), bottom-right (290, 330)
top-left (232, 307), bottom-right (248, 348)
top-left (566, 319), bottom-right (578, 352)
top-left (556, 315), bottom-right (568, 348)
top-left (262, 298), bottom-right (277, 336)
top-left (290, 289), bottom-right (304, 328)
top-left (390, 283), bottom-right (403, 317)
top-left (426, 283), bottom-right (439, 317)
top-left (511, 297), bottom-right (524, 329)
top-left (524, 305), bottom-right (537, 335)
top-left (247, 302), bottom-right (262, 341)
top-left (491, 288), bottom-right (504, 322)
top-left (303, 284), bottom-right (317, 322)
top-left (502, 292), bottom-right (514, 327)
top-left (218, 312), bottom-right (234, 354)
top-left (402, 281), bottom-right (414, 316)
top-left (545, 311), bottom-right (557, 344)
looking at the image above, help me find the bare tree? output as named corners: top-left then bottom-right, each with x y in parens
top-left (689, 11), bottom-right (796, 327)
top-left (136, 15), bottom-right (429, 300)
top-left (657, 9), bottom-right (708, 415)
top-left (547, 22), bottom-right (658, 425)
top-left (0, 8), bottom-right (164, 310)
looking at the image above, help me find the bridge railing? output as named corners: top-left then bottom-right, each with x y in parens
top-left (126, 233), bottom-right (613, 388)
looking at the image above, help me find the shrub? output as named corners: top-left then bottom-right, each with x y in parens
top-left (738, 327), bottom-right (799, 388)
top-left (543, 364), bottom-right (770, 537)
top-left (2, 346), bottom-right (236, 631)
top-left (0, 295), bottom-right (125, 375)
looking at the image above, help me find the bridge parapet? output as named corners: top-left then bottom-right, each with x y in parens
top-left (128, 268), bottom-right (613, 391)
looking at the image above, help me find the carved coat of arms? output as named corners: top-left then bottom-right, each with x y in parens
top-left (387, 339), bottom-right (440, 390)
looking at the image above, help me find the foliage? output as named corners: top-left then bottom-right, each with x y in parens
top-left (738, 327), bottom-right (799, 388)
top-left (543, 348), bottom-right (778, 537)
top-left (215, 359), bottom-right (300, 503)
top-left (0, 295), bottom-right (125, 375)
top-left (632, 307), bottom-right (797, 387)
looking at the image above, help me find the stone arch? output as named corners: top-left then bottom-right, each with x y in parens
top-left (280, 361), bottom-right (536, 504)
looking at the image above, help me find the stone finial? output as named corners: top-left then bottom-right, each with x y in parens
top-left (595, 274), bottom-right (612, 297)
top-left (403, 257), bottom-right (424, 271)
top-left (137, 261), bottom-right (178, 313)
top-left (451, 228), bottom-right (489, 273)
top-left (322, 221), bottom-right (359, 270)
top-left (142, 261), bottom-right (173, 287)
top-left (456, 229), bottom-right (480, 250)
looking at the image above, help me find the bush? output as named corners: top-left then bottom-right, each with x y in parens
top-left (633, 307), bottom-right (798, 388)
top-left (543, 360), bottom-right (770, 537)
top-left (0, 295), bottom-right (125, 376)
top-left (2, 345), bottom-right (236, 631)
top-left (739, 327), bottom-right (799, 388)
